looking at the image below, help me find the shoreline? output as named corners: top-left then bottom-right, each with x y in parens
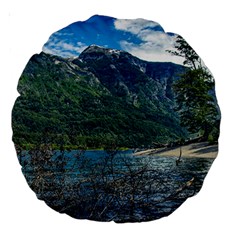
top-left (134, 142), bottom-right (218, 159)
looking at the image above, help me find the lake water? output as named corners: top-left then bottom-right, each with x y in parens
top-left (19, 149), bottom-right (214, 222)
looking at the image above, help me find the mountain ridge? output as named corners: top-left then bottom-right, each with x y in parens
top-left (12, 46), bottom-right (187, 148)
top-left (78, 45), bottom-right (186, 103)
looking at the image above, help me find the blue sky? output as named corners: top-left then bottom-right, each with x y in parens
top-left (43, 15), bottom-right (184, 64)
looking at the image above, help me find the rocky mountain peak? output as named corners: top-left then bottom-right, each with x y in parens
top-left (79, 45), bottom-right (123, 60)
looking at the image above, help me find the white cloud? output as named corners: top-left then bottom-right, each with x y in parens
top-left (114, 18), bottom-right (160, 35)
top-left (119, 39), bottom-right (181, 63)
top-left (119, 32), bottom-right (184, 64)
top-left (138, 29), bottom-right (171, 44)
top-left (114, 18), bottom-right (184, 64)
top-left (42, 33), bottom-right (87, 58)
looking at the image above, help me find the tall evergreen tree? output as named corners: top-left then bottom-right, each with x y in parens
top-left (168, 35), bottom-right (220, 140)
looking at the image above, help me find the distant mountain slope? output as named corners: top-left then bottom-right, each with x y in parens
top-left (78, 45), bottom-right (186, 116)
top-left (12, 46), bottom-right (187, 149)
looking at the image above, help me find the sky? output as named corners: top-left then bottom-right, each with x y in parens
top-left (43, 15), bottom-right (184, 64)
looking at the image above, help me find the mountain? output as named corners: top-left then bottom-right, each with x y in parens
top-left (78, 45), bottom-right (184, 107)
top-left (12, 46), bottom-right (187, 149)
top-left (42, 15), bottom-right (184, 64)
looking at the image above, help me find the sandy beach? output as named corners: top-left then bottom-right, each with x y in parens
top-left (134, 142), bottom-right (218, 159)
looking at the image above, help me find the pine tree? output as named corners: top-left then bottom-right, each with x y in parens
top-left (168, 35), bottom-right (220, 140)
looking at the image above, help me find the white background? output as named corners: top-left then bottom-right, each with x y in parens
top-left (1, 0), bottom-right (240, 239)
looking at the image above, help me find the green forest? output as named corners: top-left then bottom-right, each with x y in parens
top-left (12, 43), bottom-right (220, 150)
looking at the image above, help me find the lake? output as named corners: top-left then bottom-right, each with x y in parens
top-left (19, 149), bottom-right (214, 222)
